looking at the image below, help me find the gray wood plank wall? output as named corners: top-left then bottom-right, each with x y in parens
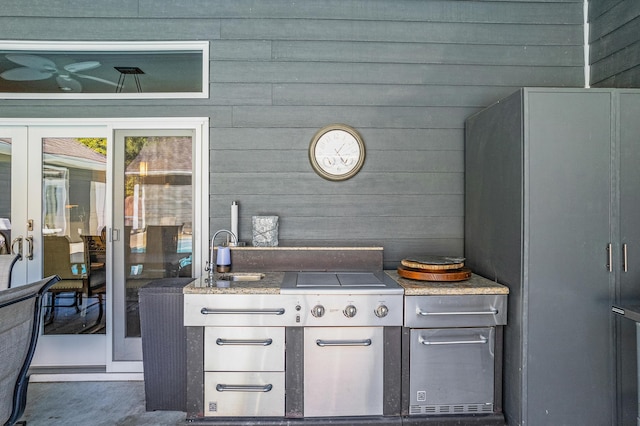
top-left (0, 0), bottom-right (585, 269)
top-left (589, 0), bottom-right (640, 87)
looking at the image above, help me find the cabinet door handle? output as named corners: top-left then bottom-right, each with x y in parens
top-left (316, 339), bottom-right (372, 347)
top-left (216, 384), bottom-right (273, 392)
top-left (25, 236), bottom-right (34, 260)
top-left (607, 243), bottom-right (612, 272)
top-left (11, 236), bottom-right (23, 259)
top-left (417, 308), bottom-right (498, 316)
top-left (216, 338), bottom-right (273, 346)
top-left (623, 243), bottom-right (628, 272)
top-left (419, 335), bottom-right (488, 346)
top-left (200, 307), bottom-right (285, 315)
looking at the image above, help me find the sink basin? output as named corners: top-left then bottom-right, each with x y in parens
top-left (217, 273), bottom-right (265, 282)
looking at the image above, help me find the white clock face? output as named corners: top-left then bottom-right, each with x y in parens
top-left (310, 126), bottom-right (365, 181)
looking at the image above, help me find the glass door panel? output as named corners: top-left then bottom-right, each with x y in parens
top-left (114, 130), bottom-right (194, 360)
top-left (42, 136), bottom-right (107, 335)
top-left (0, 136), bottom-right (11, 257)
top-left (0, 127), bottom-right (28, 287)
top-left (29, 126), bottom-right (108, 367)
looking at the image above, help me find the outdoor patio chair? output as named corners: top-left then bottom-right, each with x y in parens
top-left (42, 236), bottom-right (85, 323)
top-left (0, 275), bottom-right (60, 426)
top-left (0, 254), bottom-right (20, 290)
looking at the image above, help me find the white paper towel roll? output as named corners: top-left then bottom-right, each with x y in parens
top-left (231, 201), bottom-right (239, 241)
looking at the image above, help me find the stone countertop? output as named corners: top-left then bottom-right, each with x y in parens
top-left (386, 270), bottom-right (509, 296)
top-left (183, 272), bottom-right (284, 295)
top-left (184, 269), bottom-right (509, 296)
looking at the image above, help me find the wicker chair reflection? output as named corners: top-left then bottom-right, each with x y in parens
top-left (0, 275), bottom-right (60, 426)
top-left (43, 236), bottom-right (105, 326)
top-left (81, 234), bottom-right (106, 327)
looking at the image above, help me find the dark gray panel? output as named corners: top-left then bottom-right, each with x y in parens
top-left (383, 327), bottom-right (402, 416)
top-left (593, 64), bottom-right (640, 88)
top-left (272, 41), bottom-right (584, 67)
top-left (589, 16), bottom-right (640, 63)
top-left (617, 93), bottom-right (640, 426)
top-left (0, 0), bottom-right (139, 17)
top-left (212, 61), bottom-right (584, 86)
top-left (284, 327), bottom-right (303, 418)
top-left (209, 172), bottom-right (463, 195)
top-left (589, 0), bottom-right (625, 20)
top-left (222, 19), bottom-right (582, 45)
top-left (273, 84), bottom-right (520, 107)
top-left (139, 0), bottom-right (582, 24)
top-left (0, 105), bottom-right (234, 126)
top-left (588, 0), bottom-right (640, 87)
top-left (211, 149), bottom-right (462, 173)
top-left (224, 216), bottom-right (463, 240)
top-left (526, 90), bottom-right (613, 426)
top-left (0, 17), bottom-right (222, 40)
top-left (591, 41), bottom-right (640, 86)
top-left (230, 106), bottom-right (478, 128)
top-left (209, 40), bottom-right (273, 60)
top-left (210, 194), bottom-right (463, 218)
top-left (186, 326), bottom-right (204, 419)
top-left (210, 128), bottom-right (464, 150)
top-left (589, 0), bottom-right (640, 40)
top-left (465, 89), bottom-right (526, 425)
top-left (209, 83), bottom-right (272, 105)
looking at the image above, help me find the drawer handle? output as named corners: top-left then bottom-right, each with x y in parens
top-left (419, 335), bottom-right (488, 346)
top-left (216, 384), bottom-right (273, 393)
top-left (417, 308), bottom-right (498, 316)
top-left (316, 339), bottom-right (372, 347)
top-left (216, 338), bottom-right (273, 346)
top-left (201, 307), bottom-right (285, 315)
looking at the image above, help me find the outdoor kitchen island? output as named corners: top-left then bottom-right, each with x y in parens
top-left (182, 246), bottom-right (508, 425)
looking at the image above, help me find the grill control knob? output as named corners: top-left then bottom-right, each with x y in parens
top-left (311, 305), bottom-right (325, 318)
top-left (374, 304), bottom-right (389, 318)
top-left (343, 305), bottom-right (357, 318)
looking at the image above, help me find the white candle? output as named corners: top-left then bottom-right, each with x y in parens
top-left (231, 201), bottom-right (239, 241)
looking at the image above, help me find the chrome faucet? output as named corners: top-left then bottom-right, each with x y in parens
top-left (206, 229), bottom-right (237, 277)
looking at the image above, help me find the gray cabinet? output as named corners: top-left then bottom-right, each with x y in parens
top-left (465, 88), bottom-right (640, 426)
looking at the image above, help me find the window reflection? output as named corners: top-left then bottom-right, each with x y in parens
top-left (124, 136), bottom-right (193, 337)
top-left (42, 137), bottom-right (107, 334)
top-left (0, 138), bottom-right (11, 255)
top-left (0, 41), bottom-right (208, 98)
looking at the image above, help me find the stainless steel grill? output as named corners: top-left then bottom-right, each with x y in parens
top-left (281, 271), bottom-right (403, 327)
top-left (280, 271), bottom-right (403, 417)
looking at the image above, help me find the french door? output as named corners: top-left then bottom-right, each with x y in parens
top-left (0, 118), bottom-right (207, 372)
top-left (2, 125), bottom-right (110, 367)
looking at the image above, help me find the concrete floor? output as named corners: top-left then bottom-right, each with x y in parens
top-left (20, 381), bottom-right (186, 425)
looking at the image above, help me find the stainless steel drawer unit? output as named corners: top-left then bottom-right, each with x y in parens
top-left (405, 295), bottom-right (507, 328)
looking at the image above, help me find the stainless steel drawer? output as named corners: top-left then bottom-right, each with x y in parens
top-left (404, 295), bottom-right (507, 328)
top-left (184, 294), bottom-right (299, 326)
top-left (204, 371), bottom-right (284, 417)
top-left (204, 327), bottom-right (284, 372)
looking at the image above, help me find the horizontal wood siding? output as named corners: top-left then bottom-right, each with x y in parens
top-left (0, 0), bottom-right (584, 269)
top-left (589, 0), bottom-right (640, 87)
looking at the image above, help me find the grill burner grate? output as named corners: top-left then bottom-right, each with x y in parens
top-left (295, 272), bottom-right (385, 287)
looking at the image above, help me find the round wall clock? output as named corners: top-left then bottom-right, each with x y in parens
top-left (309, 124), bottom-right (366, 181)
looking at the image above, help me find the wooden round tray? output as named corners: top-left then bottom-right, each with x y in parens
top-left (397, 265), bottom-right (471, 282)
top-left (400, 259), bottom-right (464, 271)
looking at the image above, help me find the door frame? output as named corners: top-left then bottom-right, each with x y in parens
top-left (0, 117), bottom-right (209, 378)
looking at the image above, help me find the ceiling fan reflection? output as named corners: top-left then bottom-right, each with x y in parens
top-left (0, 54), bottom-right (119, 92)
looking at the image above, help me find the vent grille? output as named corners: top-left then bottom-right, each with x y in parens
top-left (409, 403), bottom-right (494, 415)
